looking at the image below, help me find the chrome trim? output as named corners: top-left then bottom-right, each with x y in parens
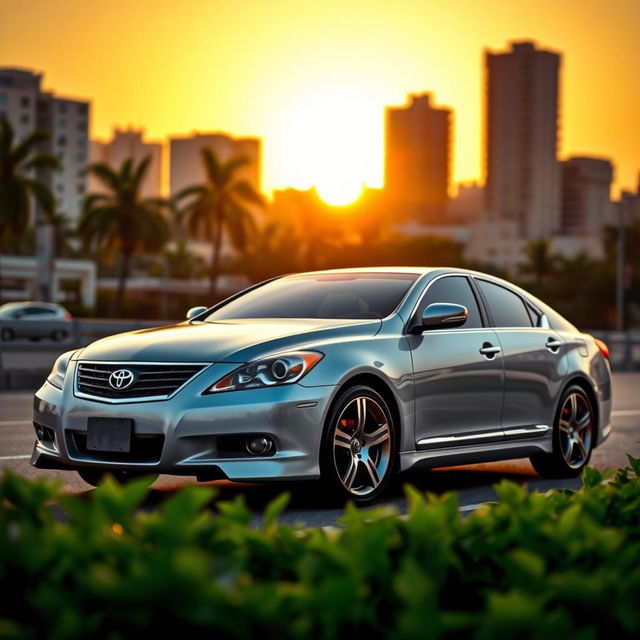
top-left (504, 425), bottom-right (550, 437)
top-left (74, 360), bottom-right (212, 404)
top-left (417, 430), bottom-right (504, 448)
top-left (417, 424), bottom-right (550, 448)
top-left (479, 345), bottom-right (501, 355)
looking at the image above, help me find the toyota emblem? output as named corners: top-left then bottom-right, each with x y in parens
top-left (108, 369), bottom-right (136, 390)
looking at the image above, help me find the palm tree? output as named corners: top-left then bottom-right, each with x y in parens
top-left (175, 149), bottom-right (265, 299)
top-left (239, 221), bottom-right (301, 282)
top-left (80, 157), bottom-right (170, 316)
top-left (0, 115), bottom-right (59, 301)
top-left (517, 239), bottom-right (559, 288)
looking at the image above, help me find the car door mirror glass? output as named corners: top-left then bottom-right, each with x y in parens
top-left (186, 306), bottom-right (208, 321)
top-left (419, 303), bottom-right (468, 331)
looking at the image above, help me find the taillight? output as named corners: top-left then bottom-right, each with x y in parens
top-left (594, 338), bottom-right (609, 360)
top-left (64, 311), bottom-right (72, 320)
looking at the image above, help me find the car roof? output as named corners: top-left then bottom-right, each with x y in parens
top-left (0, 301), bottom-right (65, 310)
top-left (280, 266), bottom-right (496, 279)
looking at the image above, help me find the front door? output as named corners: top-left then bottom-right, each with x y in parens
top-left (408, 275), bottom-right (505, 449)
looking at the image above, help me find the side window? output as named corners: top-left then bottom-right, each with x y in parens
top-left (476, 280), bottom-right (533, 328)
top-left (420, 276), bottom-right (482, 329)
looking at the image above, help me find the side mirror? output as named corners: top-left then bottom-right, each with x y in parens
top-left (414, 303), bottom-right (468, 332)
top-left (186, 306), bottom-right (208, 321)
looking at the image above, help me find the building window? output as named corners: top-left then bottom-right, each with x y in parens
top-left (77, 183), bottom-right (84, 195)
top-left (21, 95), bottom-right (30, 108)
top-left (58, 135), bottom-right (66, 146)
top-left (58, 102), bottom-right (67, 114)
top-left (76, 152), bottom-right (85, 163)
top-left (20, 114), bottom-right (30, 125)
top-left (77, 121), bottom-right (86, 132)
top-left (77, 103), bottom-right (88, 115)
top-left (56, 183), bottom-right (64, 193)
top-left (0, 93), bottom-right (6, 105)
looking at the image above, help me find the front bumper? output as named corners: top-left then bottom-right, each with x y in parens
top-left (32, 361), bottom-right (336, 481)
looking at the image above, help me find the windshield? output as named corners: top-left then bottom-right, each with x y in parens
top-left (204, 273), bottom-right (419, 320)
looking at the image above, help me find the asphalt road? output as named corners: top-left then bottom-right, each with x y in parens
top-left (1, 373), bottom-right (639, 527)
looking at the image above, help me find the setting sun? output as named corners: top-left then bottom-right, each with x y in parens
top-left (316, 178), bottom-right (364, 206)
top-left (271, 76), bottom-right (385, 194)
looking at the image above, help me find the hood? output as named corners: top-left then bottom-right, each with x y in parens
top-left (76, 318), bottom-right (381, 363)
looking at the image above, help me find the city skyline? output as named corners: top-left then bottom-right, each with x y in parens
top-left (0, 0), bottom-right (638, 198)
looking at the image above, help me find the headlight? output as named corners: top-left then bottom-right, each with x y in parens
top-left (204, 351), bottom-right (323, 394)
top-left (46, 350), bottom-right (76, 390)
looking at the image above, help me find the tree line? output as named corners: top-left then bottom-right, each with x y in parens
top-left (0, 116), bottom-right (637, 328)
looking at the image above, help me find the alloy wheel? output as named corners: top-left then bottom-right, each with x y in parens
top-left (558, 391), bottom-right (593, 469)
top-left (332, 395), bottom-right (392, 496)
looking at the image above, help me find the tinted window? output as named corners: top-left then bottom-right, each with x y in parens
top-left (206, 273), bottom-right (418, 320)
top-left (420, 276), bottom-right (482, 328)
top-left (477, 280), bottom-right (533, 328)
top-left (22, 308), bottom-right (56, 317)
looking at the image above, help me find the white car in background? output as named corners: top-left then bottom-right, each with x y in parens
top-left (0, 302), bottom-right (72, 342)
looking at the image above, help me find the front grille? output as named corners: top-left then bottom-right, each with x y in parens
top-left (76, 362), bottom-right (206, 400)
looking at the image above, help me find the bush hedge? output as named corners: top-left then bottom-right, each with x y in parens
top-left (2, 459), bottom-right (640, 639)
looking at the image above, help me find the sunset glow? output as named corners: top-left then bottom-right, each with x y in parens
top-left (316, 179), bottom-right (364, 207)
top-left (1, 0), bottom-right (639, 196)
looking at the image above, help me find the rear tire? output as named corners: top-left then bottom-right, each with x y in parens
top-left (51, 330), bottom-right (67, 342)
top-left (530, 384), bottom-right (595, 478)
top-left (77, 468), bottom-right (158, 488)
top-left (320, 385), bottom-right (397, 504)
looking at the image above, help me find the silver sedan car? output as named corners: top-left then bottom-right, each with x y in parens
top-left (32, 268), bottom-right (612, 502)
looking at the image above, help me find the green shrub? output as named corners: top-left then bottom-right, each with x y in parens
top-left (2, 458), bottom-right (640, 639)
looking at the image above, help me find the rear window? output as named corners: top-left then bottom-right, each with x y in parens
top-left (205, 273), bottom-right (419, 320)
top-left (476, 280), bottom-right (533, 328)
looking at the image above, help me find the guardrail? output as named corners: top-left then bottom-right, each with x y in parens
top-left (587, 331), bottom-right (640, 371)
top-left (0, 318), bottom-right (169, 373)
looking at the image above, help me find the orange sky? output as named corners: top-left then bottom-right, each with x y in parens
top-left (1, 0), bottom-right (638, 197)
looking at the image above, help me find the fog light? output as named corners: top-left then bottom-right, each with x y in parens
top-left (246, 436), bottom-right (274, 456)
top-left (35, 424), bottom-right (45, 440)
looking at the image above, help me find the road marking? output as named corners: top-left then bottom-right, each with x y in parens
top-left (612, 410), bottom-right (640, 416)
top-left (0, 420), bottom-right (32, 426)
top-left (459, 502), bottom-right (491, 512)
top-left (0, 454), bottom-right (31, 461)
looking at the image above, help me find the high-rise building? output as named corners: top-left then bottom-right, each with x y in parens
top-left (0, 67), bottom-right (90, 223)
top-left (484, 41), bottom-right (560, 239)
top-left (561, 156), bottom-right (613, 235)
top-left (90, 128), bottom-right (163, 198)
top-left (385, 93), bottom-right (451, 224)
top-left (447, 181), bottom-right (484, 224)
top-left (169, 132), bottom-right (261, 198)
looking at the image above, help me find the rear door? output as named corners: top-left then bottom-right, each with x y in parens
top-left (473, 278), bottom-right (566, 439)
top-left (408, 275), bottom-right (505, 449)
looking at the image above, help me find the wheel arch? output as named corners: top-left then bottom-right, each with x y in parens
top-left (560, 374), bottom-right (599, 437)
top-left (334, 372), bottom-right (403, 444)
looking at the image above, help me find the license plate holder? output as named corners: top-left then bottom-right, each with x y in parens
top-left (86, 418), bottom-right (132, 453)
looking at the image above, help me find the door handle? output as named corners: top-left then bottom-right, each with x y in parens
top-left (479, 343), bottom-right (501, 358)
top-left (545, 337), bottom-right (562, 352)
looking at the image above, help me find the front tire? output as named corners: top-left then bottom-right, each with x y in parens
top-left (1, 328), bottom-right (14, 341)
top-left (320, 385), bottom-right (397, 504)
top-left (530, 384), bottom-right (595, 478)
top-left (77, 468), bottom-right (158, 487)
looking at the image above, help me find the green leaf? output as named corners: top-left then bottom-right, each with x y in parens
top-left (263, 492), bottom-right (290, 528)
